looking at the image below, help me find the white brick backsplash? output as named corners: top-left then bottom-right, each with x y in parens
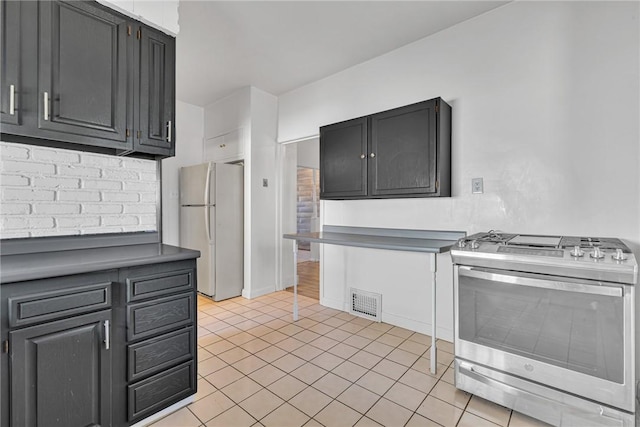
top-left (0, 141), bottom-right (158, 238)
top-left (138, 214), bottom-right (157, 225)
top-left (83, 179), bottom-right (123, 190)
top-left (140, 171), bottom-right (157, 181)
top-left (1, 174), bottom-right (29, 186)
top-left (2, 217), bottom-right (55, 230)
top-left (2, 188), bottom-right (56, 201)
top-left (34, 203), bottom-right (81, 215)
top-left (82, 204), bottom-right (124, 214)
top-left (1, 160), bottom-right (56, 174)
top-left (81, 154), bottom-right (122, 167)
top-left (58, 190), bottom-right (101, 202)
top-left (57, 216), bottom-right (101, 228)
top-left (32, 148), bottom-right (80, 163)
top-left (33, 176), bottom-right (80, 189)
top-left (140, 193), bottom-right (158, 203)
top-left (80, 227), bottom-right (123, 235)
top-left (58, 164), bottom-right (101, 178)
top-left (124, 204), bottom-right (156, 214)
top-left (123, 181), bottom-right (156, 192)
top-left (102, 192), bottom-right (139, 202)
top-left (0, 203), bottom-right (31, 215)
top-left (31, 229), bottom-right (81, 237)
top-left (102, 215), bottom-right (139, 226)
top-left (102, 168), bottom-right (140, 180)
top-left (0, 145), bottom-right (29, 159)
top-left (124, 158), bottom-right (157, 171)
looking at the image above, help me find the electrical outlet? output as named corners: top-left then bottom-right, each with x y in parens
top-left (472, 178), bottom-right (483, 194)
top-left (263, 178), bottom-right (268, 187)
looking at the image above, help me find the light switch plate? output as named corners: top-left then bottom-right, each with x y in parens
top-left (472, 178), bottom-right (483, 194)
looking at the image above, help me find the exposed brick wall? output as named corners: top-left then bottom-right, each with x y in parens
top-left (0, 141), bottom-right (158, 239)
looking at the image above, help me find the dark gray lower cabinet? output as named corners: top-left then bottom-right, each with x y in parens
top-left (128, 361), bottom-right (195, 420)
top-left (121, 261), bottom-right (197, 424)
top-left (0, 259), bottom-right (197, 427)
top-left (10, 310), bottom-right (112, 427)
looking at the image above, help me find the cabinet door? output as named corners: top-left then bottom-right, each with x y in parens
top-left (320, 117), bottom-right (368, 199)
top-left (136, 25), bottom-right (175, 156)
top-left (37, 0), bottom-right (130, 148)
top-left (369, 100), bottom-right (438, 197)
top-left (0, 0), bottom-right (21, 125)
top-left (10, 309), bottom-right (112, 427)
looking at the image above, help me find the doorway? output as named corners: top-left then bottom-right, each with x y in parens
top-left (280, 138), bottom-right (320, 301)
top-left (293, 166), bottom-right (320, 299)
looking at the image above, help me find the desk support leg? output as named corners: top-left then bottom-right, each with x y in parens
top-left (292, 240), bottom-right (299, 321)
top-left (430, 253), bottom-right (437, 375)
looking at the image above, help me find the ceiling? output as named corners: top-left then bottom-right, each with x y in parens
top-left (176, 1), bottom-right (509, 107)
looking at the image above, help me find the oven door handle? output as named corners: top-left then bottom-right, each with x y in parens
top-left (459, 266), bottom-right (623, 297)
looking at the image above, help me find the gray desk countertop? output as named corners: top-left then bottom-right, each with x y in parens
top-left (283, 226), bottom-right (465, 254)
top-left (1, 244), bottom-right (200, 284)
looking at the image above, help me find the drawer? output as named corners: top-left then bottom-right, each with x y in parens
top-left (127, 327), bottom-right (194, 381)
top-left (126, 268), bottom-right (194, 302)
top-left (128, 361), bottom-right (195, 421)
top-left (127, 292), bottom-right (194, 341)
top-left (8, 282), bottom-right (111, 328)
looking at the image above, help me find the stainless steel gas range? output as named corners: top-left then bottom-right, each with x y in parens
top-left (451, 231), bottom-right (638, 427)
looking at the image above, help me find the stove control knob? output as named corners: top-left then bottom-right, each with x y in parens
top-left (469, 240), bottom-right (480, 250)
top-left (456, 239), bottom-right (467, 248)
top-left (590, 247), bottom-right (605, 259)
top-left (570, 246), bottom-right (584, 257)
top-left (612, 248), bottom-right (628, 261)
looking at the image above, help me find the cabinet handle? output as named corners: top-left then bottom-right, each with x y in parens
top-left (360, 154), bottom-right (365, 159)
top-left (167, 121), bottom-right (172, 142)
top-left (43, 92), bottom-right (49, 121)
top-left (220, 144), bottom-right (226, 148)
top-left (103, 320), bottom-right (110, 350)
top-left (370, 153), bottom-right (376, 158)
top-left (9, 84), bottom-right (15, 115)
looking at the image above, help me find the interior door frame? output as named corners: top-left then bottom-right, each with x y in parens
top-left (275, 135), bottom-right (322, 296)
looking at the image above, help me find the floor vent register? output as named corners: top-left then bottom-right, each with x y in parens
top-left (349, 288), bottom-right (382, 322)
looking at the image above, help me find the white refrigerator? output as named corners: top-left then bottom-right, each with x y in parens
top-left (179, 162), bottom-right (243, 301)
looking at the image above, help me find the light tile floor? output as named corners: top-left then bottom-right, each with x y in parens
top-left (149, 292), bottom-right (550, 427)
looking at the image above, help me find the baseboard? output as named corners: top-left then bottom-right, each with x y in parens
top-left (319, 296), bottom-right (453, 342)
top-left (242, 284), bottom-right (276, 299)
top-left (132, 395), bottom-right (195, 427)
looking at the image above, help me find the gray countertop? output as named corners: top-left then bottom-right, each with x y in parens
top-left (283, 225), bottom-right (466, 254)
top-left (1, 243), bottom-right (200, 284)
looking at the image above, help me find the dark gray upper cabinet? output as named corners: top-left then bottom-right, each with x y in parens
top-left (0, 0), bottom-right (21, 126)
top-left (38, 0), bottom-right (130, 148)
top-left (319, 117), bottom-right (368, 199)
top-left (0, 0), bottom-right (176, 159)
top-left (135, 26), bottom-right (175, 157)
top-left (10, 310), bottom-right (112, 427)
top-left (320, 98), bottom-right (451, 200)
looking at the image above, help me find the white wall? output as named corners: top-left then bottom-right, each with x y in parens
top-left (248, 88), bottom-right (279, 297)
top-left (277, 1), bottom-right (640, 340)
top-left (161, 100), bottom-right (204, 246)
top-left (296, 138), bottom-right (319, 169)
top-left (204, 87), bottom-right (279, 299)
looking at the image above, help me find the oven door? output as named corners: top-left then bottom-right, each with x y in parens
top-left (454, 265), bottom-right (635, 412)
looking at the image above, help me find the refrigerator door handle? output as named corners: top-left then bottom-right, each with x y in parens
top-left (205, 206), bottom-right (212, 242)
top-left (204, 163), bottom-right (212, 206)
